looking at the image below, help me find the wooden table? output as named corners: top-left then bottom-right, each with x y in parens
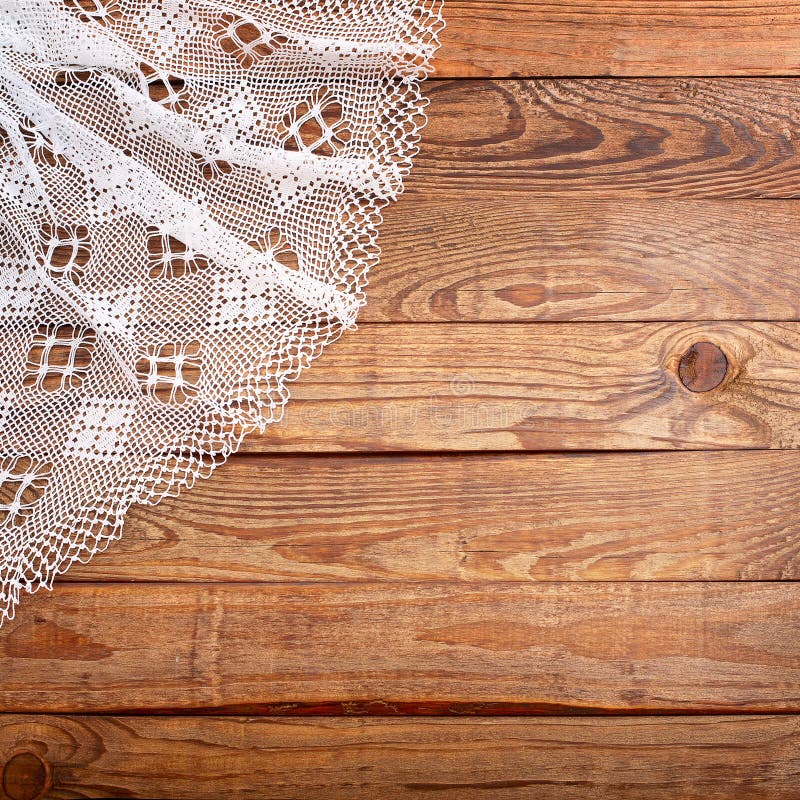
top-left (2, 2), bottom-right (800, 797)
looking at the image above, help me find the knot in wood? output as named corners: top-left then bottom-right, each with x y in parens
top-left (1, 752), bottom-right (49, 800)
top-left (678, 341), bottom-right (728, 393)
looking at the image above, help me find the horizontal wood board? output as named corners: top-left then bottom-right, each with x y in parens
top-left (1, 581), bottom-right (799, 714)
top-left (374, 198), bottom-right (800, 322)
top-left (413, 79), bottom-right (800, 198)
top-left (54, 451), bottom-right (800, 583)
top-left (236, 322), bottom-right (800, 452)
top-left (435, 1), bottom-right (800, 77)
top-left (2, 715), bottom-right (800, 799)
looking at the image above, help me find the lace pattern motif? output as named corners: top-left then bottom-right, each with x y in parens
top-left (0, 0), bottom-right (444, 623)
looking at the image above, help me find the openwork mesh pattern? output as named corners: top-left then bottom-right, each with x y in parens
top-left (0, 0), bottom-right (443, 623)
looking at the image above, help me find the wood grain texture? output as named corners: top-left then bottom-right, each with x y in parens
top-left (373, 198), bottom-right (800, 322)
top-left (414, 79), bottom-right (800, 197)
top-left (1, 582), bottom-right (799, 714)
top-left (58, 451), bottom-right (800, 583)
top-left (231, 322), bottom-right (800, 452)
top-left (2, 715), bottom-right (800, 800)
top-left (6, 4), bottom-right (800, 796)
top-left (436, 1), bottom-right (800, 77)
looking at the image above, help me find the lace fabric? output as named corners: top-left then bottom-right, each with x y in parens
top-left (0, 0), bottom-right (443, 623)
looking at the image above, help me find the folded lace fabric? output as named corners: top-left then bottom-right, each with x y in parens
top-left (0, 0), bottom-right (443, 623)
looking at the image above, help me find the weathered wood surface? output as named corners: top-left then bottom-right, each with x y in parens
top-left (2, 715), bottom-right (800, 800)
top-left (413, 79), bottom-right (800, 198)
top-left (1, 582), bottom-right (798, 714)
top-left (58, 451), bottom-right (800, 583)
top-left (436, 1), bottom-right (800, 77)
top-left (4, 5), bottom-right (799, 799)
top-left (231, 322), bottom-right (800, 452)
top-left (374, 198), bottom-right (800, 322)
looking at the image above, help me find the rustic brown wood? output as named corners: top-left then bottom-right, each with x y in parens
top-left (10, 3), bottom-right (800, 796)
top-left (435, 1), bottom-right (800, 77)
top-left (373, 198), bottom-right (800, 322)
top-left (224, 322), bottom-right (800, 452)
top-left (57, 451), bottom-right (800, 583)
top-left (2, 715), bottom-right (800, 800)
top-left (678, 342), bottom-right (729, 392)
top-left (413, 79), bottom-right (800, 198)
top-left (1, 582), bottom-right (799, 714)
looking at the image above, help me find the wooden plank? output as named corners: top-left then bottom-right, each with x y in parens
top-left (373, 198), bottom-right (800, 322)
top-left (140, 196), bottom-right (800, 322)
top-left (1, 715), bottom-right (799, 800)
top-left (1, 582), bottom-right (799, 714)
top-left (413, 79), bottom-right (800, 197)
top-left (59, 451), bottom-right (800, 583)
top-left (232, 322), bottom-right (800, 452)
top-left (436, 1), bottom-right (800, 77)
